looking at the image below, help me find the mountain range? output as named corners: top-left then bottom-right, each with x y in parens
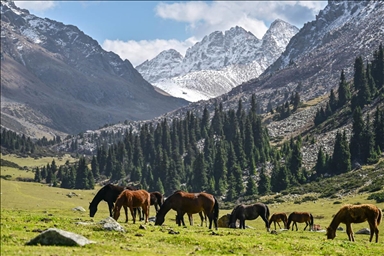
top-left (136, 20), bottom-right (298, 102)
top-left (0, 0), bottom-right (188, 137)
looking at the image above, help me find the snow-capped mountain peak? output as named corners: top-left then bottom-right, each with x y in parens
top-left (136, 20), bottom-right (298, 102)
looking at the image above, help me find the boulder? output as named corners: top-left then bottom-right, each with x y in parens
top-left (355, 228), bottom-right (370, 235)
top-left (218, 214), bottom-right (230, 228)
top-left (26, 228), bottom-right (95, 246)
top-left (72, 206), bottom-right (86, 212)
top-left (98, 217), bottom-right (125, 232)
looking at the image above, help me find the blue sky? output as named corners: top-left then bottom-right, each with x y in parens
top-left (14, 1), bottom-right (328, 66)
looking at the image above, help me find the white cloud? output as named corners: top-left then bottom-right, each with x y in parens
top-left (102, 38), bottom-right (197, 67)
top-left (14, 1), bottom-right (56, 12)
top-left (155, 1), bottom-right (327, 39)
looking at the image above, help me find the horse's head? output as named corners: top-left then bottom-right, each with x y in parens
top-left (326, 227), bottom-right (336, 240)
top-left (155, 213), bottom-right (165, 226)
top-left (89, 202), bottom-right (97, 217)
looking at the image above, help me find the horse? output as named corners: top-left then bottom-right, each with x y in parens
top-left (269, 212), bottom-right (288, 230)
top-left (287, 212), bottom-right (314, 231)
top-left (229, 203), bottom-right (270, 230)
top-left (112, 189), bottom-right (151, 224)
top-left (326, 204), bottom-right (382, 243)
top-left (88, 184), bottom-right (142, 222)
top-left (155, 191), bottom-right (219, 230)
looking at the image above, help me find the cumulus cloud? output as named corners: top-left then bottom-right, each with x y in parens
top-left (155, 1), bottom-right (327, 39)
top-left (104, 1), bottom-right (327, 68)
top-left (102, 38), bottom-right (197, 67)
top-left (14, 1), bottom-right (56, 12)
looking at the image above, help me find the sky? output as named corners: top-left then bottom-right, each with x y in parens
top-left (14, 1), bottom-right (328, 67)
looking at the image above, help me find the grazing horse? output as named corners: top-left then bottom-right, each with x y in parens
top-left (112, 189), bottom-right (151, 224)
top-left (155, 191), bottom-right (219, 230)
top-left (88, 184), bottom-right (142, 221)
top-left (326, 204), bottom-right (382, 243)
top-left (269, 212), bottom-right (288, 230)
top-left (229, 203), bottom-right (270, 230)
top-left (287, 212), bottom-right (314, 231)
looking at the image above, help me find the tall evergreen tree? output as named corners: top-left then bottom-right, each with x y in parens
top-left (332, 131), bottom-right (351, 175)
top-left (350, 107), bottom-right (364, 163)
top-left (192, 153), bottom-right (208, 192)
top-left (258, 166), bottom-right (271, 195)
top-left (245, 176), bottom-right (257, 196)
top-left (315, 147), bottom-right (326, 176)
top-left (337, 70), bottom-right (351, 108)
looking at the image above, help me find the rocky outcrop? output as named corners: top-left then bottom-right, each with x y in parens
top-left (26, 228), bottom-right (95, 246)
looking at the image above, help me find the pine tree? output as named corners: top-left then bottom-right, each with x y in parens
top-left (337, 70), bottom-right (351, 108)
top-left (34, 167), bottom-right (41, 182)
top-left (155, 177), bottom-right (165, 195)
top-left (91, 155), bottom-right (99, 179)
top-left (192, 153), bottom-right (208, 192)
top-left (374, 107), bottom-right (384, 151)
top-left (213, 141), bottom-right (227, 195)
top-left (315, 147), bottom-right (326, 176)
top-left (258, 166), bottom-right (271, 195)
top-left (245, 176), bottom-right (257, 196)
top-left (329, 89), bottom-right (338, 112)
top-left (354, 56), bottom-right (366, 91)
top-left (361, 114), bottom-right (376, 163)
top-left (332, 131), bottom-right (351, 175)
top-left (350, 107), bottom-right (364, 163)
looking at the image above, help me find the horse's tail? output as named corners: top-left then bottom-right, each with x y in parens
top-left (378, 207), bottom-right (382, 225)
top-left (213, 196), bottom-right (219, 220)
top-left (310, 213), bottom-right (314, 230)
top-left (265, 204), bottom-right (270, 220)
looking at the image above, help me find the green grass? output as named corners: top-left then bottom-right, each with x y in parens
top-left (1, 156), bottom-right (384, 255)
top-left (2, 178), bottom-right (384, 256)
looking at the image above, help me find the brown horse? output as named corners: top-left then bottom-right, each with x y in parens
top-left (326, 204), bottom-right (382, 243)
top-left (112, 189), bottom-right (151, 224)
top-left (155, 191), bottom-right (219, 230)
top-left (269, 212), bottom-right (288, 230)
top-left (287, 212), bottom-right (314, 231)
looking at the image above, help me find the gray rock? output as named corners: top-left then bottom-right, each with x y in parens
top-left (356, 228), bottom-right (370, 235)
top-left (26, 228), bottom-right (95, 246)
top-left (98, 217), bottom-right (125, 232)
top-left (72, 206), bottom-right (86, 212)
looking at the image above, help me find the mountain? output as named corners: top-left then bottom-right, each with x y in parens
top-left (0, 0), bottom-right (188, 137)
top-left (136, 20), bottom-right (298, 102)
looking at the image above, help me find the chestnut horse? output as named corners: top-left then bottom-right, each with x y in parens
top-left (326, 204), bottom-right (382, 242)
top-left (112, 189), bottom-right (151, 224)
top-left (155, 191), bottom-right (219, 230)
top-left (287, 212), bottom-right (314, 231)
top-left (269, 212), bottom-right (288, 230)
top-left (229, 203), bottom-right (270, 230)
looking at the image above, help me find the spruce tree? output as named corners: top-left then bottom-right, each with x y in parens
top-left (337, 70), bottom-right (351, 108)
top-left (245, 176), bottom-right (257, 196)
top-left (192, 153), bottom-right (208, 192)
top-left (332, 131), bottom-right (351, 175)
top-left (258, 166), bottom-right (271, 195)
top-left (315, 147), bottom-right (326, 176)
top-left (34, 167), bottom-right (41, 182)
top-left (350, 107), bottom-right (364, 163)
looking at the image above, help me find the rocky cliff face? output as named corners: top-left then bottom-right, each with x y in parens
top-left (136, 20), bottom-right (298, 102)
top-left (0, 0), bottom-right (188, 136)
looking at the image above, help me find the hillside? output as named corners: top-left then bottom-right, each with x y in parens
top-left (0, 0), bottom-right (188, 137)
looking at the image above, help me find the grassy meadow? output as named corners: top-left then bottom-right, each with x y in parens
top-left (1, 156), bottom-right (384, 255)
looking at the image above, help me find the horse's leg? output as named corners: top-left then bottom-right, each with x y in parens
top-left (108, 201), bottom-right (114, 217)
top-left (130, 206), bottom-right (136, 224)
top-left (346, 224), bottom-right (354, 241)
top-left (123, 206), bottom-right (128, 223)
top-left (143, 204), bottom-right (149, 224)
top-left (277, 221), bottom-right (281, 229)
top-left (304, 221), bottom-right (308, 231)
top-left (294, 222), bottom-right (298, 231)
top-left (368, 221), bottom-right (378, 243)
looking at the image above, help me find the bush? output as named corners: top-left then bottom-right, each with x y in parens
top-left (367, 192), bottom-right (384, 203)
top-left (333, 201), bottom-right (342, 204)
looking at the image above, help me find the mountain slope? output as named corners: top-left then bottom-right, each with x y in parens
top-left (136, 20), bottom-right (298, 102)
top-left (0, 0), bottom-right (188, 137)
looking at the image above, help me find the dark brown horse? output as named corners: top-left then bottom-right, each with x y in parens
top-left (112, 189), bottom-right (151, 224)
top-left (155, 191), bottom-right (219, 230)
top-left (287, 212), bottom-right (314, 231)
top-left (229, 203), bottom-right (270, 230)
top-left (326, 204), bottom-right (382, 242)
top-left (269, 212), bottom-right (288, 230)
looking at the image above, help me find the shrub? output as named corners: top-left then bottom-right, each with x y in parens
top-left (367, 192), bottom-right (384, 203)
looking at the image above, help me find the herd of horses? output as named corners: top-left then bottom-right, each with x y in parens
top-left (89, 184), bottom-right (382, 243)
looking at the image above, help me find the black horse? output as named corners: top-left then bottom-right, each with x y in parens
top-left (229, 203), bottom-right (270, 230)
